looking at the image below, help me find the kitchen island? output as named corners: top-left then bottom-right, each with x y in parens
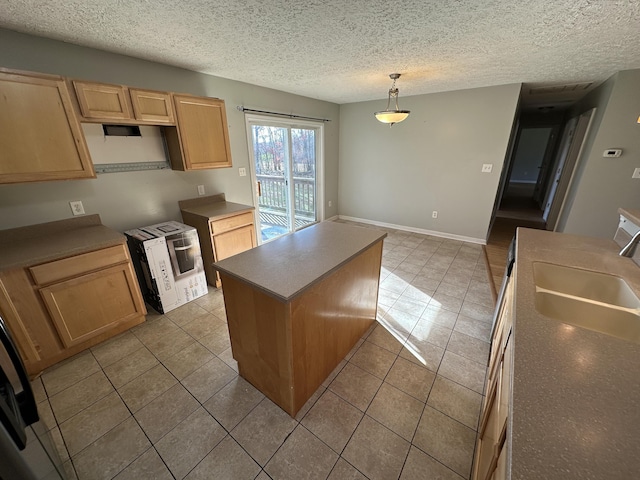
top-left (214, 221), bottom-right (386, 416)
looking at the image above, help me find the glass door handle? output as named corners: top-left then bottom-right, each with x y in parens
top-left (257, 181), bottom-right (262, 197)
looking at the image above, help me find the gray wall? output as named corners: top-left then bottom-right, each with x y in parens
top-left (338, 84), bottom-right (521, 242)
top-left (0, 29), bottom-right (340, 232)
top-left (558, 69), bottom-right (640, 238)
top-left (510, 127), bottom-right (552, 183)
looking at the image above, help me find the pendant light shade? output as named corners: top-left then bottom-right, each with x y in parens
top-left (374, 73), bottom-right (410, 126)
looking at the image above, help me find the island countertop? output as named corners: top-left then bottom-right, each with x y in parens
top-left (511, 228), bottom-right (640, 479)
top-left (214, 221), bottom-right (387, 302)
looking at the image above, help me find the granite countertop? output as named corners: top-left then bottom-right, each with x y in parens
top-left (511, 228), bottom-right (640, 479)
top-left (214, 221), bottom-right (387, 302)
top-left (0, 215), bottom-right (126, 271)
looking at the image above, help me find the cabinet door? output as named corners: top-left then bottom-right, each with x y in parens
top-left (129, 88), bottom-right (175, 124)
top-left (73, 81), bottom-right (133, 121)
top-left (491, 444), bottom-right (508, 480)
top-left (39, 263), bottom-right (145, 348)
top-left (168, 95), bottom-right (233, 170)
top-left (474, 374), bottom-right (501, 480)
top-left (0, 70), bottom-right (95, 183)
top-left (213, 225), bottom-right (256, 260)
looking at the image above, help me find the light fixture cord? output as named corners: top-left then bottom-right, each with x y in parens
top-left (389, 77), bottom-right (400, 111)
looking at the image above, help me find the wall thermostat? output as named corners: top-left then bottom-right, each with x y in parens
top-left (603, 149), bottom-right (622, 157)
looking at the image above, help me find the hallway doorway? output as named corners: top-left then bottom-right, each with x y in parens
top-left (496, 124), bottom-right (560, 225)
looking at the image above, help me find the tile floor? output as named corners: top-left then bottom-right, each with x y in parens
top-left (32, 221), bottom-right (495, 480)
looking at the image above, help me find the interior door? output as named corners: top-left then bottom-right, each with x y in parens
top-left (544, 108), bottom-right (595, 230)
top-left (532, 126), bottom-right (560, 206)
top-left (246, 116), bottom-right (321, 243)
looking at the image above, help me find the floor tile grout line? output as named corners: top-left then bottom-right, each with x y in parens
top-left (318, 341), bottom-right (405, 462)
top-left (43, 223), bottom-right (492, 480)
top-left (56, 335), bottom-right (236, 479)
top-left (69, 348), bottom-right (171, 478)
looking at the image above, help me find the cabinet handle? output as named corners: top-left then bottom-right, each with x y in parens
top-left (257, 181), bottom-right (262, 197)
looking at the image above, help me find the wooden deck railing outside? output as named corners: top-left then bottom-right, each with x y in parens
top-left (257, 174), bottom-right (315, 219)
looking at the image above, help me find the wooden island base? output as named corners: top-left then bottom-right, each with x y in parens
top-left (220, 239), bottom-right (383, 417)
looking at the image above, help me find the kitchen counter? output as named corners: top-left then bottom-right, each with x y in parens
top-left (214, 221), bottom-right (387, 302)
top-left (0, 214), bottom-right (126, 270)
top-left (0, 214), bottom-right (146, 375)
top-left (511, 228), bottom-right (640, 479)
top-left (619, 207), bottom-right (640, 226)
top-left (179, 197), bottom-right (254, 220)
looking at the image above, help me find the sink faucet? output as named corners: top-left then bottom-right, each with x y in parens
top-left (619, 230), bottom-right (640, 257)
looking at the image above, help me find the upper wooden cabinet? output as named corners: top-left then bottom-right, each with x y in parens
top-left (0, 69), bottom-right (95, 183)
top-left (129, 88), bottom-right (175, 124)
top-left (72, 80), bottom-right (175, 125)
top-left (0, 67), bottom-right (233, 184)
top-left (165, 94), bottom-right (233, 170)
top-left (73, 81), bottom-right (133, 121)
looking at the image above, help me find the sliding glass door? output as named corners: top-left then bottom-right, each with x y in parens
top-left (246, 116), bottom-right (322, 243)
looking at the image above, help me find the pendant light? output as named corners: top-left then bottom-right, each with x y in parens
top-left (374, 73), bottom-right (410, 126)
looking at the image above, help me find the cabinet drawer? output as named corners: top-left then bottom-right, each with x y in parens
top-left (30, 244), bottom-right (129, 285)
top-left (210, 212), bottom-right (254, 235)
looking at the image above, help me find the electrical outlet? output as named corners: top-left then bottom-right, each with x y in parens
top-left (197, 185), bottom-right (205, 196)
top-left (69, 201), bottom-right (85, 216)
top-left (633, 168), bottom-right (640, 179)
top-left (481, 164), bottom-right (493, 173)
top-left (239, 167), bottom-right (247, 177)
top-left (432, 211), bottom-right (438, 219)
top-left (328, 200), bottom-right (332, 207)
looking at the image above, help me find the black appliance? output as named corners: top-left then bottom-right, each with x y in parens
top-left (0, 315), bottom-right (67, 479)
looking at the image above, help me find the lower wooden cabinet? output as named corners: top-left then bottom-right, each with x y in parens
top-left (212, 225), bottom-right (256, 261)
top-left (473, 276), bottom-right (514, 480)
top-left (179, 197), bottom-right (256, 288)
top-left (39, 263), bottom-right (144, 348)
top-left (0, 243), bottom-right (146, 376)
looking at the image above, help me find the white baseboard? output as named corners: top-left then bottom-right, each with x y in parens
top-left (337, 215), bottom-right (486, 245)
top-left (324, 215), bottom-right (339, 222)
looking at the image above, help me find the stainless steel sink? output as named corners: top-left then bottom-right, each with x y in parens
top-left (533, 262), bottom-right (640, 344)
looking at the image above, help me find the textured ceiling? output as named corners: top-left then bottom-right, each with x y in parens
top-left (1, 0), bottom-right (640, 105)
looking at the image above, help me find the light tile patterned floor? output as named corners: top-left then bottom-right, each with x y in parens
top-left (32, 221), bottom-right (494, 480)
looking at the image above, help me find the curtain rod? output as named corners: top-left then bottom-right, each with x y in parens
top-left (236, 106), bottom-right (330, 122)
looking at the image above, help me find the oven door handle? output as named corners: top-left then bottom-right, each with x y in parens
top-left (0, 316), bottom-right (38, 426)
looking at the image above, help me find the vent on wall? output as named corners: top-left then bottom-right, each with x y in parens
top-left (102, 124), bottom-right (142, 137)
